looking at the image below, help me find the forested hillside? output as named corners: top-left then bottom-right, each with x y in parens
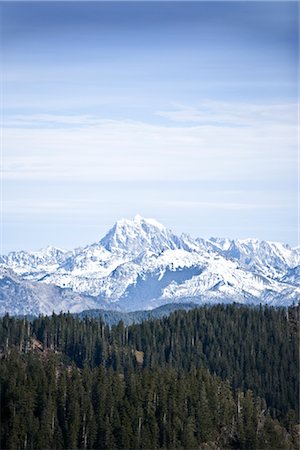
top-left (0, 305), bottom-right (298, 449)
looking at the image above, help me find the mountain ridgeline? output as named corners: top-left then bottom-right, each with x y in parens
top-left (1, 216), bottom-right (299, 315)
top-left (1, 304), bottom-right (298, 449)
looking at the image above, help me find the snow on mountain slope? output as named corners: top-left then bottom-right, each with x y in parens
top-left (161, 256), bottom-right (300, 307)
top-left (198, 237), bottom-right (299, 278)
top-left (1, 246), bottom-right (70, 278)
top-left (0, 216), bottom-right (299, 315)
top-left (0, 267), bottom-right (103, 316)
top-left (280, 265), bottom-right (300, 287)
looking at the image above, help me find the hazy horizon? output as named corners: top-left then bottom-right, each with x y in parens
top-left (1, 1), bottom-right (298, 253)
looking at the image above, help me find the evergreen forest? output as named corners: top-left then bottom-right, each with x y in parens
top-left (0, 304), bottom-right (299, 449)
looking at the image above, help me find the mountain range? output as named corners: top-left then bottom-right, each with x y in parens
top-left (1, 215), bottom-right (299, 316)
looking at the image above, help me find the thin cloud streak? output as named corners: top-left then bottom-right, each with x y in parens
top-left (161, 201), bottom-right (293, 211)
top-left (3, 103), bottom-right (297, 182)
top-left (4, 199), bottom-right (292, 216)
top-left (156, 102), bottom-right (297, 126)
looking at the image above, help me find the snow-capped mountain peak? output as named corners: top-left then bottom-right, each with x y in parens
top-left (100, 215), bottom-right (184, 255)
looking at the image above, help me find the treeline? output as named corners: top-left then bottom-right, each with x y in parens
top-left (0, 350), bottom-right (296, 450)
top-left (0, 304), bottom-right (298, 449)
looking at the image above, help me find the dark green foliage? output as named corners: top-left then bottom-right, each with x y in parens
top-left (1, 305), bottom-right (297, 418)
top-left (127, 304), bottom-right (299, 420)
top-left (0, 304), bottom-right (298, 449)
top-left (1, 352), bottom-right (296, 450)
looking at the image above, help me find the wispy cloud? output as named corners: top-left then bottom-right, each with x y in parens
top-left (3, 199), bottom-right (108, 216)
top-left (156, 102), bottom-right (297, 126)
top-left (5, 114), bottom-right (99, 128)
top-left (3, 102), bottom-right (297, 183)
top-left (161, 200), bottom-right (293, 211)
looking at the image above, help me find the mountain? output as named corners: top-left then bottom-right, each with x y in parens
top-left (1, 216), bottom-right (299, 315)
top-left (199, 237), bottom-right (299, 278)
top-left (0, 245), bottom-right (70, 278)
top-left (74, 303), bottom-right (200, 326)
top-left (0, 267), bottom-right (107, 316)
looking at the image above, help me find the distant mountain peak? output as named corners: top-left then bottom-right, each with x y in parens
top-left (100, 215), bottom-right (178, 254)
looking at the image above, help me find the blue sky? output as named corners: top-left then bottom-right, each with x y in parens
top-left (1, 1), bottom-right (299, 252)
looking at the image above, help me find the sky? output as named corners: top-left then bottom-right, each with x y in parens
top-left (0, 1), bottom-right (299, 252)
